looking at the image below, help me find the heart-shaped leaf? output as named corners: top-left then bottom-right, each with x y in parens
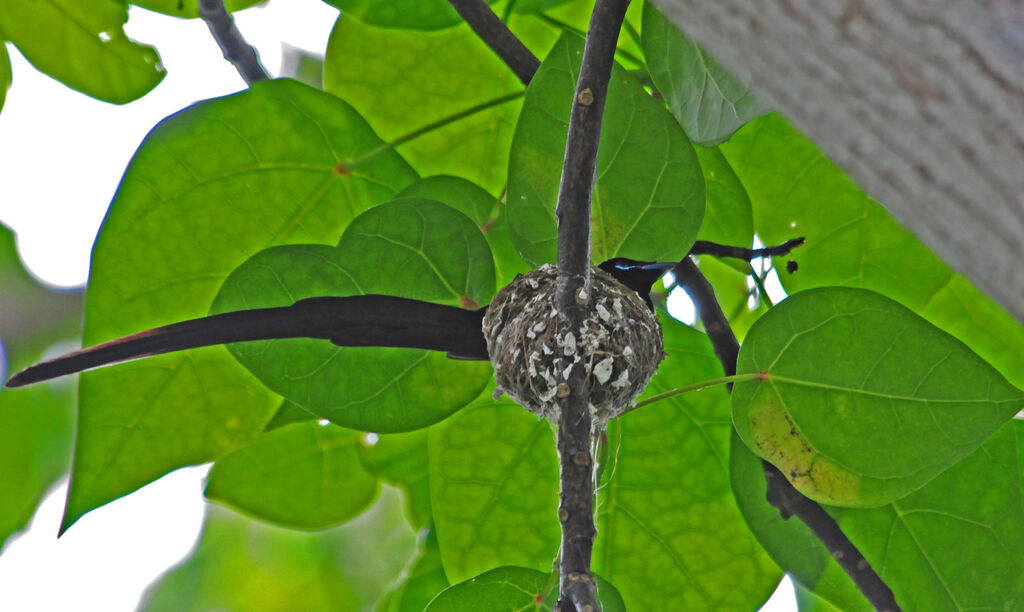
top-left (205, 422), bottom-right (378, 529)
top-left (507, 32), bottom-right (705, 265)
top-left (212, 198), bottom-right (494, 433)
top-left (396, 175), bottom-right (530, 286)
top-left (733, 287), bottom-right (1024, 507)
top-left (69, 79), bottom-right (417, 533)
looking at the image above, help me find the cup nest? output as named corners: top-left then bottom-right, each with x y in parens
top-left (482, 264), bottom-right (665, 425)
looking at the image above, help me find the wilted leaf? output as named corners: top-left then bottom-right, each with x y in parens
top-left (733, 287), bottom-right (1024, 507)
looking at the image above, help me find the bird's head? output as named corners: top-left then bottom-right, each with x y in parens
top-left (597, 257), bottom-right (676, 310)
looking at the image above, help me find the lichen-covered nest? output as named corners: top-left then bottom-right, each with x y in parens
top-left (482, 264), bottom-right (665, 425)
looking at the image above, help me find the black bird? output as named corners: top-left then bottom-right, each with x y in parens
top-left (4, 258), bottom-right (675, 389)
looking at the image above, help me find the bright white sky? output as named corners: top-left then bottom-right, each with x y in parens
top-left (0, 2), bottom-right (797, 610)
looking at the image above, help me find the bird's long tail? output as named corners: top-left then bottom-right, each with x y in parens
top-left (5, 295), bottom-right (488, 388)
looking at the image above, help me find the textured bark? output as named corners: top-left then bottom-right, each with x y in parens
top-left (651, 0), bottom-right (1024, 323)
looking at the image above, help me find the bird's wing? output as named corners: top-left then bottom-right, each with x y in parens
top-left (5, 295), bottom-right (488, 388)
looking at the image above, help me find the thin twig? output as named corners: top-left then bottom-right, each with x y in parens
top-left (448, 0), bottom-right (540, 85)
top-left (688, 237), bottom-right (805, 261)
top-left (672, 257), bottom-right (902, 612)
top-left (198, 0), bottom-right (269, 85)
top-left (552, 1), bottom-right (629, 610)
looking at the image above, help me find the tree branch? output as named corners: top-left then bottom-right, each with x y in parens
top-left (552, 1), bottom-right (629, 610)
top-left (673, 257), bottom-right (902, 612)
top-left (448, 0), bottom-right (541, 85)
top-left (199, 0), bottom-right (269, 85)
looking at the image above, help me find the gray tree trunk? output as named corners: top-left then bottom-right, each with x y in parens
top-left (651, 0), bottom-right (1024, 323)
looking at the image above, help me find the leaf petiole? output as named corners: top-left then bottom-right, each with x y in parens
top-left (628, 372), bottom-right (765, 411)
top-left (338, 90), bottom-right (525, 173)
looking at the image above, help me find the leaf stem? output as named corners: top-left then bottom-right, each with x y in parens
top-left (338, 90), bottom-right (525, 173)
top-left (629, 373), bottom-right (763, 410)
top-left (748, 262), bottom-right (775, 308)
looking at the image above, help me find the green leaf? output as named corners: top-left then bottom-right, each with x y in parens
top-left (694, 145), bottom-right (754, 250)
top-left (0, 224), bottom-right (80, 547)
top-left (721, 114), bottom-right (1024, 390)
top-left (428, 392), bottom-right (559, 583)
top-left (140, 489), bottom-right (416, 612)
top-left (263, 399), bottom-right (317, 432)
top-left (68, 79), bottom-right (417, 532)
top-left (424, 566), bottom-right (626, 612)
top-left (511, 0), bottom-right (577, 14)
top-left (795, 582), bottom-right (847, 612)
top-left (0, 43), bottom-right (10, 113)
top-left (211, 198), bottom-right (494, 433)
top-left (507, 32), bottom-right (705, 265)
top-left (731, 420), bottom-right (1024, 611)
top-left (729, 437), bottom-right (869, 612)
top-left (130, 0), bottom-right (263, 18)
top-left (396, 175), bottom-right (530, 286)
top-left (324, 13), bottom-right (524, 193)
top-left (205, 422), bottom-right (378, 529)
top-left (0, 380), bottom-right (74, 549)
top-left (358, 430), bottom-right (433, 529)
top-left (378, 528), bottom-right (450, 612)
top-left (0, 0), bottom-right (164, 104)
top-left (594, 318), bottom-right (781, 610)
top-left (733, 287), bottom-right (1024, 507)
top-left (641, 4), bottom-right (768, 146)
top-left (323, 0), bottom-right (497, 31)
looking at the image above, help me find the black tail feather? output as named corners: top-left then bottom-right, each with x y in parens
top-left (4, 295), bottom-right (488, 388)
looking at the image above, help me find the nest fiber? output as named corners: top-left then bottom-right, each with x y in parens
top-left (482, 264), bottom-right (665, 424)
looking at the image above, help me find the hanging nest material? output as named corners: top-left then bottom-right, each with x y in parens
top-left (482, 264), bottom-right (665, 425)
